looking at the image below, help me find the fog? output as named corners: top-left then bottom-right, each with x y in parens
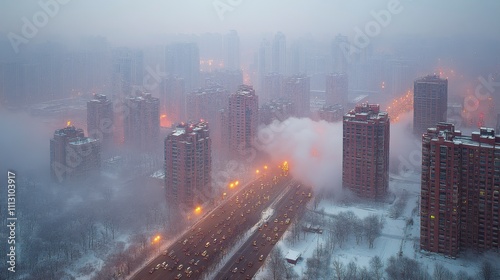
top-left (1, 0), bottom-right (500, 279)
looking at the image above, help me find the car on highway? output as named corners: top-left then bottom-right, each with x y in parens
top-left (259, 255), bottom-right (264, 261)
top-left (155, 263), bottom-right (161, 270)
top-left (149, 268), bottom-right (154, 274)
top-left (232, 267), bottom-right (238, 273)
top-left (177, 264), bottom-right (183, 271)
top-left (247, 261), bottom-right (253, 267)
top-left (175, 273), bottom-right (183, 279)
top-left (205, 242), bottom-right (210, 248)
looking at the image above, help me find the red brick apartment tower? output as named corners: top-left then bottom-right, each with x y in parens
top-left (342, 103), bottom-right (390, 199)
top-left (165, 121), bottom-right (211, 207)
top-left (227, 85), bottom-right (259, 160)
top-left (420, 123), bottom-right (500, 257)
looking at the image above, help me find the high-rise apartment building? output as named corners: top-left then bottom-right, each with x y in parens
top-left (420, 123), bottom-right (500, 257)
top-left (343, 103), bottom-right (390, 199)
top-left (87, 94), bottom-right (113, 151)
top-left (283, 75), bottom-right (310, 118)
top-left (160, 76), bottom-right (185, 124)
top-left (227, 85), bottom-right (259, 160)
top-left (332, 34), bottom-right (349, 74)
top-left (272, 32), bottom-right (287, 74)
top-left (413, 74), bottom-right (448, 135)
top-left (50, 126), bottom-right (101, 183)
top-left (124, 93), bottom-right (160, 151)
top-left (165, 121), bottom-right (211, 207)
top-left (262, 73), bottom-right (283, 104)
top-left (326, 73), bottom-right (348, 107)
top-left (111, 48), bottom-right (144, 98)
top-left (259, 99), bottom-right (295, 126)
top-left (224, 30), bottom-right (240, 71)
top-left (165, 43), bottom-right (200, 92)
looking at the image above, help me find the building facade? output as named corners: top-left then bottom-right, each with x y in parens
top-left (165, 42), bottom-right (200, 92)
top-left (343, 103), bottom-right (390, 199)
top-left (165, 121), bottom-right (212, 207)
top-left (227, 85), bottom-right (259, 160)
top-left (50, 126), bottom-right (101, 183)
top-left (160, 76), bottom-right (185, 124)
top-left (283, 75), bottom-right (310, 118)
top-left (124, 92), bottom-right (160, 151)
top-left (413, 74), bottom-right (448, 135)
top-left (325, 73), bottom-right (348, 107)
top-left (87, 94), bottom-right (113, 151)
top-left (420, 123), bottom-right (500, 257)
top-left (317, 104), bottom-right (344, 123)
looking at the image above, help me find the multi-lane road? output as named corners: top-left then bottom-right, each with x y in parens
top-left (214, 181), bottom-right (311, 280)
top-left (132, 166), bottom-right (311, 280)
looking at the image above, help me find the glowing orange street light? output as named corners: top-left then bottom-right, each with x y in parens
top-left (67, 121), bottom-right (71, 127)
top-left (256, 169), bottom-right (260, 174)
top-left (195, 206), bottom-right (202, 214)
top-left (153, 235), bottom-right (161, 243)
top-left (229, 183), bottom-right (235, 189)
top-left (264, 165), bottom-right (268, 170)
top-left (235, 181), bottom-right (239, 186)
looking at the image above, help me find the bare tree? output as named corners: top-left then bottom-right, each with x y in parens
top-left (433, 263), bottom-right (454, 280)
top-left (477, 260), bottom-right (498, 280)
top-left (455, 270), bottom-right (472, 280)
top-left (268, 247), bottom-right (287, 280)
top-left (345, 261), bottom-right (358, 280)
top-left (369, 256), bottom-right (384, 280)
top-left (363, 214), bottom-right (384, 248)
top-left (333, 258), bottom-right (345, 280)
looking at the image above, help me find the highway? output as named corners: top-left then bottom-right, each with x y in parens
top-left (131, 164), bottom-right (311, 280)
top-left (213, 181), bottom-right (311, 280)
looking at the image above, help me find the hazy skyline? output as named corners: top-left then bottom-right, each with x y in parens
top-left (1, 0), bottom-right (500, 50)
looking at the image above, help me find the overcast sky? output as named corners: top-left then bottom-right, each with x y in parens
top-left (1, 0), bottom-right (500, 46)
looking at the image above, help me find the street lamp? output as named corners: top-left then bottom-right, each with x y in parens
top-left (152, 235), bottom-right (161, 253)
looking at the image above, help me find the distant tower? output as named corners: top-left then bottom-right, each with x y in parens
top-left (258, 39), bottom-right (272, 91)
top-left (87, 94), bottom-right (113, 151)
top-left (283, 75), bottom-right (310, 118)
top-left (272, 32), bottom-right (287, 74)
top-left (224, 30), bottom-right (240, 71)
top-left (496, 113), bottom-right (500, 133)
top-left (227, 85), bottom-right (259, 160)
top-left (325, 73), bottom-right (348, 107)
top-left (111, 48), bottom-right (143, 98)
top-left (124, 93), bottom-right (160, 151)
top-left (332, 34), bottom-right (349, 73)
top-left (413, 74), bottom-right (448, 135)
top-left (165, 43), bottom-right (200, 92)
top-left (343, 104), bottom-right (390, 199)
top-left (165, 121), bottom-right (211, 207)
top-left (160, 76), bottom-right (185, 124)
top-left (420, 123), bottom-right (500, 257)
top-left (50, 126), bottom-right (100, 183)
top-left (262, 73), bottom-right (283, 104)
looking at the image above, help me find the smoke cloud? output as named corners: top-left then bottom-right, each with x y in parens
top-left (259, 118), bottom-right (343, 193)
top-left (260, 112), bottom-right (420, 195)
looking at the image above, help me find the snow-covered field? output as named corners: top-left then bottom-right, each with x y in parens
top-left (254, 172), bottom-right (500, 279)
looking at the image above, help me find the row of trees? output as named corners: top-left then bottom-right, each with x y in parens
top-left (302, 252), bottom-right (497, 280)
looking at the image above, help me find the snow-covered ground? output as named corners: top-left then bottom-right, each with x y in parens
top-left (254, 172), bottom-right (500, 279)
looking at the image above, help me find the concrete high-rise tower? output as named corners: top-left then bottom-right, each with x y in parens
top-left (420, 123), bottom-right (500, 257)
top-left (343, 103), bottom-right (390, 199)
top-left (87, 94), bottom-right (113, 151)
top-left (227, 85), bottom-right (259, 160)
top-left (165, 121), bottom-right (212, 207)
top-left (413, 74), bottom-right (448, 135)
